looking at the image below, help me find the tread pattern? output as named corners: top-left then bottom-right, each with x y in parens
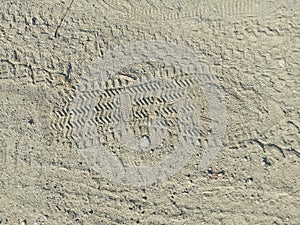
top-left (66, 41), bottom-right (227, 186)
top-left (122, 0), bottom-right (287, 21)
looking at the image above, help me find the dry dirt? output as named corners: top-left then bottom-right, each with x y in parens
top-left (0, 0), bottom-right (299, 224)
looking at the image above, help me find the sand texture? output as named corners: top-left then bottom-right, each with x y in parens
top-left (0, 0), bottom-right (299, 224)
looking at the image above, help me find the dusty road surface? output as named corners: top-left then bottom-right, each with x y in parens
top-left (0, 0), bottom-right (299, 224)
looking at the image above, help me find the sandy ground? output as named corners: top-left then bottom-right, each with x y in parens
top-left (0, 0), bottom-right (299, 224)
